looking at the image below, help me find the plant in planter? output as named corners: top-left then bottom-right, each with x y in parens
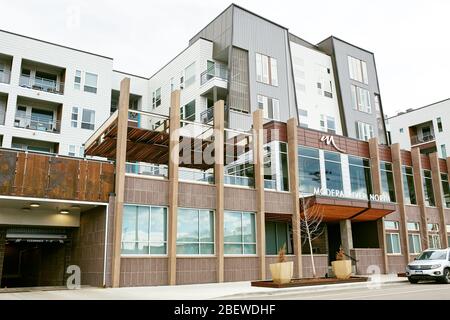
top-left (331, 246), bottom-right (352, 279)
top-left (269, 244), bottom-right (293, 284)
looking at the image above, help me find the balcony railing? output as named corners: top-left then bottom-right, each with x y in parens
top-left (200, 64), bottom-right (228, 86)
top-left (14, 114), bottom-right (60, 133)
top-left (411, 134), bottom-right (435, 146)
top-left (224, 175), bottom-right (254, 188)
top-left (200, 107), bottom-right (214, 124)
top-left (0, 70), bottom-right (10, 84)
top-left (264, 179), bottom-right (277, 190)
top-left (19, 74), bottom-right (64, 95)
top-left (179, 168), bottom-right (214, 184)
top-left (125, 162), bottom-right (168, 178)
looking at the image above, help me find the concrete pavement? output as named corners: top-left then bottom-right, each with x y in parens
top-left (0, 274), bottom-right (407, 300)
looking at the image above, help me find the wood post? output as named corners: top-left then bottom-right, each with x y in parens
top-left (287, 117), bottom-right (302, 278)
top-left (168, 90), bottom-right (181, 285)
top-left (214, 100), bottom-right (225, 282)
top-left (411, 147), bottom-right (429, 249)
top-left (252, 109), bottom-right (266, 280)
top-left (430, 152), bottom-right (448, 248)
top-left (111, 77), bottom-right (130, 288)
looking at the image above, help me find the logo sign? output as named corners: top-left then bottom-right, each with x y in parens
top-left (313, 187), bottom-right (390, 202)
top-left (320, 135), bottom-right (345, 153)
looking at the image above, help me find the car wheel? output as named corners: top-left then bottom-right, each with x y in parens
top-left (408, 277), bottom-right (419, 284)
top-left (439, 269), bottom-right (450, 284)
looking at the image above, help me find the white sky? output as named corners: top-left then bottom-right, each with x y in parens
top-left (1, 0), bottom-right (449, 116)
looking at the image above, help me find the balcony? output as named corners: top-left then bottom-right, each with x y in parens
top-left (200, 64), bottom-right (228, 85)
top-left (19, 74), bottom-right (64, 95)
top-left (410, 133), bottom-right (435, 146)
top-left (14, 113), bottom-right (60, 133)
top-left (0, 70), bottom-right (10, 84)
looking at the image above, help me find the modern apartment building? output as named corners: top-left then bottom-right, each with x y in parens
top-left (0, 4), bottom-right (449, 289)
top-left (387, 98), bottom-right (450, 158)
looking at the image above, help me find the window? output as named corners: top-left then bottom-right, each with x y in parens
top-left (180, 100), bottom-right (195, 127)
top-left (324, 151), bottom-right (343, 193)
top-left (121, 205), bottom-right (167, 255)
top-left (184, 62), bottom-right (196, 87)
top-left (348, 56), bottom-right (368, 84)
top-left (427, 223), bottom-right (439, 232)
top-left (422, 170), bottom-right (435, 207)
top-left (428, 234), bottom-right (441, 249)
top-left (266, 221), bottom-right (293, 255)
top-left (320, 115), bottom-right (336, 134)
top-left (71, 107), bottom-right (78, 128)
top-left (380, 162), bottom-right (396, 202)
top-left (437, 117), bottom-right (443, 132)
top-left (74, 70), bottom-right (81, 90)
top-left (351, 85), bottom-right (372, 113)
top-left (263, 142), bottom-right (289, 191)
top-left (356, 121), bottom-right (374, 141)
top-left (81, 109), bottom-right (95, 130)
top-left (224, 211), bottom-right (256, 255)
top-left (407, 222), bottom-right (420, 231)
top-left (170, 77), bottom-right (175, 92)
top-left (177, 208), bottom-right (214, 255)
top-left (152, 88), bottom-right (161, 109)
top-left (402, 166), bottom-right (416, 205)
top-left (441, 144), bottom-right (447, 158)
top-left (400, 128), bottom-right (404, 133)
top-left (256, 53), bottom-right (278, 86)
top-left (298, 147), bottom-right (321, 194)
top-left (441, 173), bottom-right (450, 208)
top-left (257, 95), bottom-right (280, 120)
top-left (68, 145), bottom-right (76, 157)
top-left (408, 233), bottom-right (422, 254)
top-left (299, 109), bottom-right (308, 128)
top-left (349, 156), bottom-right (372, 199)
top-left (384, 220), bottom-right (401, 254)
top-left (84, 72), bottom-right (98, 94)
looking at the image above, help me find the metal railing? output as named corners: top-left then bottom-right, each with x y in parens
top-left (410, 134), bottom-right (435, 145)
top-left (14, 114), bottom-right (60, 133)
top-left (179, 168), bottom-right (214, 184)
top-left (224, 175), bottom-right (254, 188)
top-left (19, 74), bottom-right (64, 94)
top-left (0, 70), bottom-right (10, 84)
top-left (200, 107), bottom-right (214, 124)
top-left (125, 162), bottom-right (168, 178)
top-left (200, 64), bottom-right (228, 85)
top-left (264, 179), bottom-right (277, 190)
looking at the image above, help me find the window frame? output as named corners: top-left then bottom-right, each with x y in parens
top-left (80, 108), bottom-right (95, 131)
top-left (224, 211), bottom-right (257, 256)
top-left (255, 52), bottom-right (278, 87)
top-left (83, 72), bottom-right (98, 94)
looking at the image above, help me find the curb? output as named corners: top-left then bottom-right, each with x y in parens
top-left (216, 278), bottom-right (408, 299)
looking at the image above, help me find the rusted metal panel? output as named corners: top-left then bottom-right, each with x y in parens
top-left (84, 161), bottom-right (102, 201)
top-left (21, 153), bottom-right (50, 198)
top-left (100, 162), bottom-right (115, 201)
top-left (47, 157), bottom-right (80, 199)
top-left (0, 150), bottom-right (17, 194)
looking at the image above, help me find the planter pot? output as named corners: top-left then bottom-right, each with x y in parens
top-left (331, 260), bottom-right (352, 280)
top-left (270, 261), bottom-right (293, 284)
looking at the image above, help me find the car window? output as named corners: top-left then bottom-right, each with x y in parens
top-left (417, 250), bottom-right (447, 260)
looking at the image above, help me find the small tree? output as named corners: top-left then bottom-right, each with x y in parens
top-left (299, 196), bottom-right (324, 278)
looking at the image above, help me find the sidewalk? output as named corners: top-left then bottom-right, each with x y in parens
top-left (0, 274), bottom-right (407, 300)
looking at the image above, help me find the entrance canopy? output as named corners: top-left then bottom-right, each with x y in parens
top-left (299, 195), bottom-right (396, 222)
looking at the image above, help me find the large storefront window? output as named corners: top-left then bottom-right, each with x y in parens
top-left (324, 151), bottom-right (343, 193)
top-left (402, 166), bottom-right (416, 205)
top-left (263, 142), bottom-right (289, 191)
top-left (298, 147), bottom-right (321, 193)
top-left (121, 205), bottom-right (167, 255)
top-left (348, 156), bottom-right (372, 199)
top-left (422, 170), bottom-right (435, 207)
top-left (384, 220), bottom-right (401, 254)
top-left (224, 211), bottom-right (256, 255)
top-left (380, 162), bottom-right (396, 202)
top-left (177, 208), bottom-right (215, 255)
top-left (265, 221), bottom-right (293, 255)
top-left (441, 173), bottom-right (450, 208)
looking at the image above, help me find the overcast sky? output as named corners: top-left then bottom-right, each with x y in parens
top-left (1, 0), bottom-right (449, 116)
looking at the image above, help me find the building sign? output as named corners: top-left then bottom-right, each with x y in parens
top-left (320, 135), bottom-right (345, 153)
top-left (313, 187), bottom-right (390, 202)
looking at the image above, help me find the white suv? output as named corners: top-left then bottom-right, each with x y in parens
top-left (406, 248), bottom-right (450, 284)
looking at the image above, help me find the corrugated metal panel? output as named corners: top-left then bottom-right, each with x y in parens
top-left (229, 47), bottom-right (250, 114)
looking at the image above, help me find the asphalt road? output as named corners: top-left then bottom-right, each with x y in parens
top-left (230, 281), bottom-right (450, 300)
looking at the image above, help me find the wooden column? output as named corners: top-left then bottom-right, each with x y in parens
top-left (214, 100), bottom-right (225, 282)
top-left (430, 152), bottom-right (448, 248)
top-left (287, 117), bottom-right (302, 278)
top-left (252, 109), bottom-right (266, 280)
top-left (391, 143), bottom-right (411, 265)
top-left (168, 90), bottom-right (181, 285)
top-left (111, 77), bottom-right (130, 288)
top-left (368, 137), bottom-right (388, 273)
top-left (411, 147), bottom-right (429, 249)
